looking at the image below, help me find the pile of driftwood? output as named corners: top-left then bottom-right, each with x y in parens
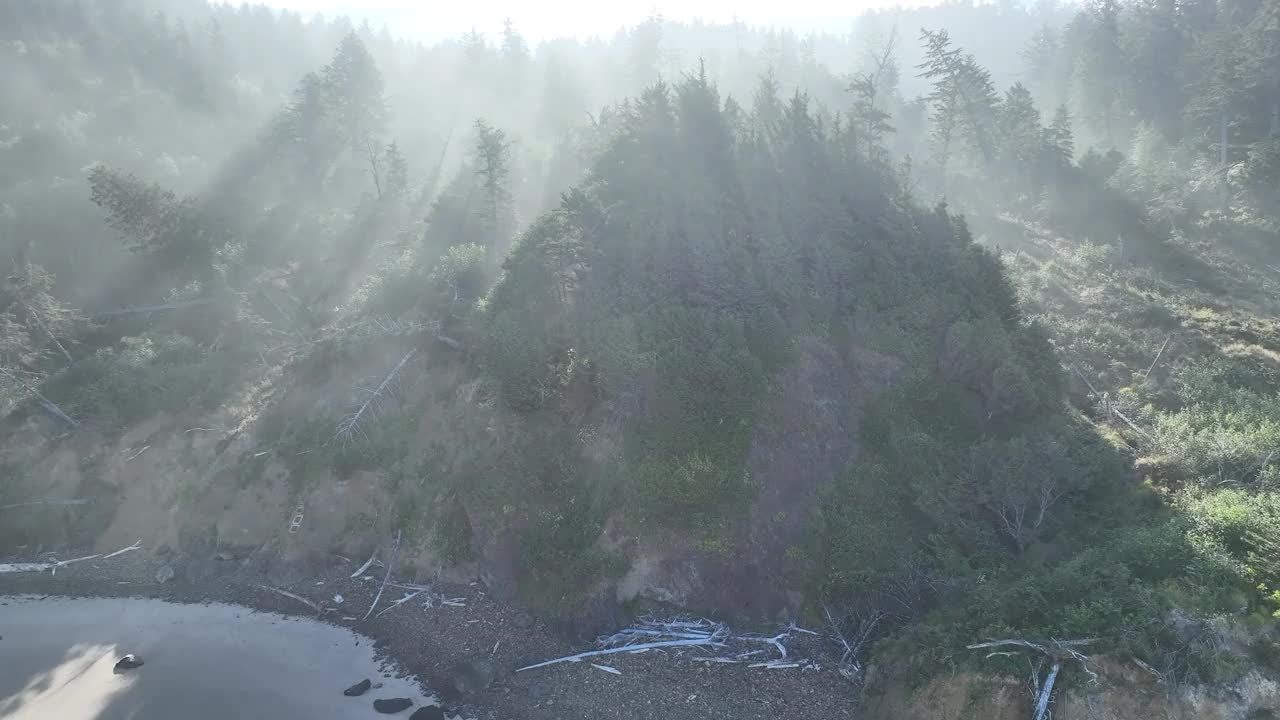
top-left (256, 532), bottom-right (468, 621)
top-left (516, 615), bottom-right (827, 675)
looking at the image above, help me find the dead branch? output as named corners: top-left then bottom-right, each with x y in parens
top-left (435, 333), bottom-right (463, 350)
top-left (825, 604), bottom-right (854, 664)
top-left (516, 636), bottom-right (725, 672)
top-left (20, 300), bottom-right (74, 364)
top-left (363, 529), bottom-right (401, 620)
top-left (351, 549), bottom-right (378, 578)
top-left (0, 498), bottom-right (89, 511)
top-left (94, 299), bottom-right (216, 318)
top-left (0, 562), bottom-right (55, 573)
top-left (375, 590), bottom-right (422, 617)
top-left (740, 632), bottom-right (790, 658)
top-left (102, 540), bottom-right (142, 559)
top-left (255, 584), bottom-right (323, 614)
top-left (1142, 335), bottom-right (1172, 379)
top-left (0, 538), bottom-right (140, 571)
top-left (1111, 407), bottom-right (1154, 441)
top-left (1071, 366), bottom-right (1103, 398)
top-left (968, 637), bottom-right (1097, 720)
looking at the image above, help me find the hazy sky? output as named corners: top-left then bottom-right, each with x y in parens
top-left (254, 0), bottom-right (948, 43)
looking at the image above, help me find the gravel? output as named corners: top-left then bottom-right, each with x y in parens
top-left (0, 547), bottom-right (860, 719)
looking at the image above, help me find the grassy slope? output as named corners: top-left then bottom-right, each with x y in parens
top-left (951, 209), bottom-right (1280, 684)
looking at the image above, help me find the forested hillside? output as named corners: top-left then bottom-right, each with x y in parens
top-left (4, 0), bottom-right (1280, 715)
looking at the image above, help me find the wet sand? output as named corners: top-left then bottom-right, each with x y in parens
top-left (0, 595), bottom-right (438, 719)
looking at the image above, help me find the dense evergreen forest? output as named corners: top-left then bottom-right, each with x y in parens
top-left (5, 0), bottom-right (1280, 704)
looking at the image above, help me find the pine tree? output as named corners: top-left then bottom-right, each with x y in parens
top-left (501, 18), bottom-right (530, 64)
top-left (473, 120), bottom-right (514, 252)
top-left (849, 72), bottom-right (895, 160)
top-left (918, 29), bottom-right (964, 176)
top-left (1022, 24), bottom-right (1065, 107)
top-left (1072, 0), bottom-right (1125, 146)
top-left (1050, 105), bottom-right (1076, 164)
top-left (321, 32), bottom-right (387, 152)
top-left (751, 69), bottom-right (784, 144)
top-left (88, 166), bottom-right (223, 279)
top-left (919, 30), bottom-right (999, 175)
top-left (383, 141), bottom-right (409, 196)
top-left (997, 82), bottom-right (1044, 203)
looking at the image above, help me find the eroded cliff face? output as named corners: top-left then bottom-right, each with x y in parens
top-left (864, 659), bottom-right (1280, 720)
top-left (2, 335), bottom-right (898, 626)
top-left (603, 337), bottom-right (902, 621)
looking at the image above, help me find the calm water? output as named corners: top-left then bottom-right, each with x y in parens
top-left (0, 595), bottom-right (440, 719)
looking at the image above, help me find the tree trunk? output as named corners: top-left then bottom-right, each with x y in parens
top-left (1033, 661), bottom-right (1060, 720)
top-left (1221, 107), bottom-right (1230, 212)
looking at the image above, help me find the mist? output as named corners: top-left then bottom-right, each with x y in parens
top-left (4, 1), bottom-right (1280, 718)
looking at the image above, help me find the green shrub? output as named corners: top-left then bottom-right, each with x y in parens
top-left (432, 496), bottom-right (473, 564)
top-left (50, 333), bottom-right (244, 429)
top-left (520, 502), bottom-right (624, 610)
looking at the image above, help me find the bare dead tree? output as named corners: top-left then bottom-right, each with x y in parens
top-left (364, 135), bottom-right (382, 199)
top-left (967, 637), bottom-right (1097, 720)
top-left (363, 529), bottom-right (401, 620)
top-left (824, 602), bottom-right (886, 680)
top-left (20, 299), bottom-right (73, 364)
top-left (334, 348), bottom-right (416, 443)
top-left (0, 366), bottom-right (79, 428)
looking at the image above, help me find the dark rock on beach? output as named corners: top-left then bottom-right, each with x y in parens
top-left (344, 678), bottom-right (372, 696)
top-left (373, 697), bottom-right (414, 714)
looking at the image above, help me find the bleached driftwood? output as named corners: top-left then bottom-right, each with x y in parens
top-left (375, 590), bottom-right (422, 617)
top-left (102, 540), bottom-right (142, 559)
top-left (363, 530), bottom-right (401, 620)
top-left (0, 562), bottom-right (59, 573)
top-left (741, 632), bottom-right (789, 658)
top-left (421, 592), bottom-right (467, 609)
top-left (336, 349), bottom-right (416, 443)
top-left (1033, 662), bottom-right (1061, 720)
top-left (517, 614), bottom-right (819, 674)
top-left (516, 636), bottom-right (726, 672)
top-left (591, 663), bottom-right (622, 675)
top-left (0, 539), bottom-right (144, 574)
top-left (255, 584), bottom-right (323, 614)
top-left (351, 549), bottom-right (378, 578)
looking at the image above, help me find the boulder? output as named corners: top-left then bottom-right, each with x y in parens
top-left (373, 698), bottom-right (414, 714)
top-left (343, 678), bottom-right (371, 697)
top-left (409, 707), bottom-right (446, 720)
top-left (450, 657), bottom-right (497, 694)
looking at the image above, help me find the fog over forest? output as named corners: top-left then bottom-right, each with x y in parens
top-left (4, 1), bottom-right (1280, 718)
